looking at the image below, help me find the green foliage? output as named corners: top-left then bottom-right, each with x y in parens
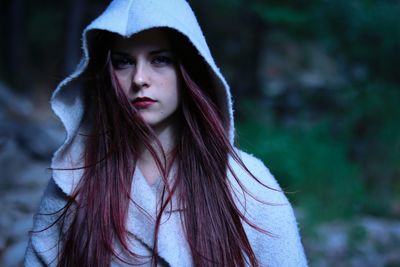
top-left (237, 111), bottom-right (365, 222)
top-left (347, 224), bottom-right (368, 250)
top-left (214, 0), bottom-right (242, 9)
top-left (308, 0), bottom-right (400, 82)
top-left (28, 7), bottom-right (64, 48)
top-left (236, 83), bottom-right (400, 223)
top-left (250, 4), bottom-right (309, 26)
top-left (244, 0), bottom-right (400, 82)
top-left (340, 84), bottom-right (400, 216)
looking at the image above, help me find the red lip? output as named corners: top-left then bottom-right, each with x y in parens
top-left (132, 97), bottom-right (156, 109)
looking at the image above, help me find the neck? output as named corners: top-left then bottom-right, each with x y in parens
top-left (137, 120), bottom-right (178, 184)
top-left (141, 124), bottom-right (176, 162)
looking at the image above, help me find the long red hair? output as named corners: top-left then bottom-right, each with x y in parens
top-left (55, 29), bottom-right (271, 267)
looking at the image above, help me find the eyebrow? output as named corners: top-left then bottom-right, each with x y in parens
top-left (111, 49), bottom-right (173, 57)
top-left (149, 49), bottom-right (173, 55)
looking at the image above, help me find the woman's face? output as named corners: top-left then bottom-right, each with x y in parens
top-left (111, 29), bottom-right (180, 130)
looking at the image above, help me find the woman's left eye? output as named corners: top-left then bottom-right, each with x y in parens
top-left (152, 56), bottom-right (174, 65)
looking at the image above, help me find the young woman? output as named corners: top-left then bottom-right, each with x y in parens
top-left (25, 0), bottom-right (307, 266)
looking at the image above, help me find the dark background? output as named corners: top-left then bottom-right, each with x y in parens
top-left (1, 0), bottom-right (399, 266)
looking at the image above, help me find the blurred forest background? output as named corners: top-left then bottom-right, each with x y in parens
top-left (0, 0), bottom-right (399, 266)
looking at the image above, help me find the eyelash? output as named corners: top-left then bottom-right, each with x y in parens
top-left (152, 56), bottom-right (174, 65)
top-left (111, 55), bottom-right (174, 70)
top-left (111, 58), bottom-right (134, 70)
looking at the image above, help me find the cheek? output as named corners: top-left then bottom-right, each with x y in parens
top-left (115, 73), bottom-right (132, 95)
top-left (158, 70), bottom-right (180, 105)
top-left (168, 77), bottom-right (181, 107)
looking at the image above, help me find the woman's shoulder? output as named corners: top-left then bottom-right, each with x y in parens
top-left (229, 149), bottom-right (308, 266)
top-left (228, 149), bottom-right (284, 202)
top-left (230, 149), bottom-right (274, 180)
top-left (25, 178), bottom-right (70, 266)
top-left (228, 148), bottom-right (293, 215)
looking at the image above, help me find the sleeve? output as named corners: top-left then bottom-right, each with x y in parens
top-left (24, 178), bottom-right (69, 267)
top-left (230, 150), bottom-right (308, 267)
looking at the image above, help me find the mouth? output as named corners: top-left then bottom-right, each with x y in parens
top-left (131, 97), bottom-right (156, 109)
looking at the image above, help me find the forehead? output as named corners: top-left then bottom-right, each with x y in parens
top-left (112, 29), bottom-right (171, 51)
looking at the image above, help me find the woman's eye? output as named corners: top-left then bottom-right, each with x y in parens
top-left (152, 56), bottom-right (174, 66)
top-left (111, 57), bottom-right (134, 69)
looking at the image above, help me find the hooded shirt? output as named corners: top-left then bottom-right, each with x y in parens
top-left (24, 0), bottom-right (308, 266)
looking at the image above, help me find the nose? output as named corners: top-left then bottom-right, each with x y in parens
top-left (132, 60), bottom-right (150, 91)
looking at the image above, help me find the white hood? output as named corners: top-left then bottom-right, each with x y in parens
top-left (28, 4), bottom-right (308, 266)
top-left (50, 0), bottom-right (235, 196)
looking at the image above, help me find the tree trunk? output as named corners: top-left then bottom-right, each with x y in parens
top-left (7, 0), bottom-right (31, 91)
top-left (233, 2), bottom-right (265, 98)
top-left (64, 0), bottom-right (86, 74)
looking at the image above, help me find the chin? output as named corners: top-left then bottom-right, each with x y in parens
top-left (142, 118), bottom-right (163, 128)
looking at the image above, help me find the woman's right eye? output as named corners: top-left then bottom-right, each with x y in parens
top-left (111, 57), bottom-right (134, 70)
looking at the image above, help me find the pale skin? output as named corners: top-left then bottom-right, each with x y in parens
top-left (112, 29), bottom-right (181, 185)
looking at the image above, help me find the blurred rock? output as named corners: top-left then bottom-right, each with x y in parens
top-left (2, 190), bottom-right (44, 214)
top-left (260, 35), bottom-right (348, 95)
top-left (16, 162), bottom-right (51, 188)
top-left (0, 81), bottom-right (59, 266)
top-left (1, 240), bottom-right (27, 267)
top-left (0, 234), bottom-right (5, 252)
top-left (304, 216), bottom-right (400, 267)
top-left (0, 139), bottom-right (50, 190)
top-left (0, 139), bottom-right (31, 189)
top-left (8, 216), bottom-right (34, 242)
top-left (0, 118), bottom-right (64, 160)
top-left (0, 82), bottom-right (64, 160)
top-left (0, 81), bottom-right (33, 117)
top-left (17, 121), bottom-right (64, 159)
